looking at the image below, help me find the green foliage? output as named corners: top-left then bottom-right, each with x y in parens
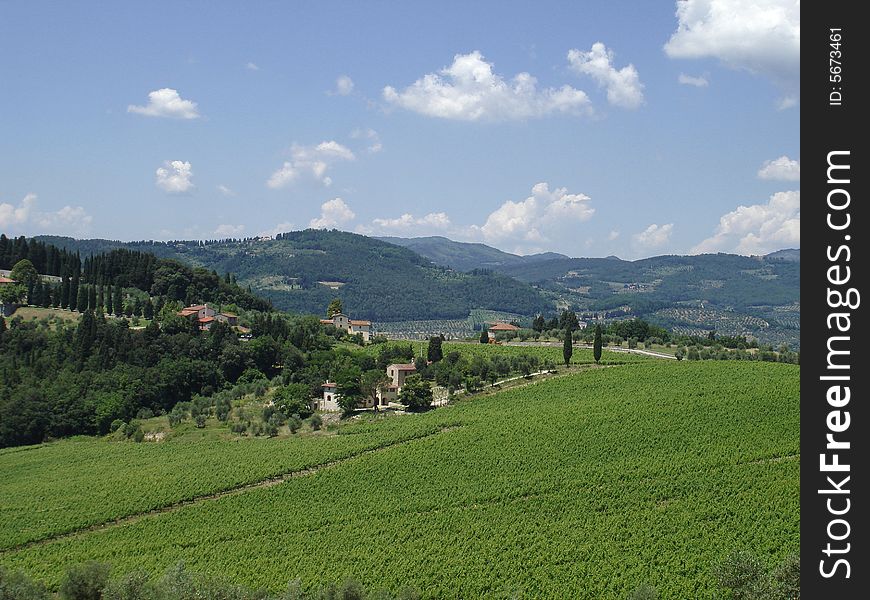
top-left (398, 374), bottom-right (432, 411)
top-left (628, 584), bottom-right (658, 600)
top-left (562, 327), bottom-right (573, 366)
top-left (326, 299), bottom-right (343, 317)
top-left (9, 260), bottom-right (39, 289)
top-left (426, 336), bottom-right (443, 362)
top-left (593, 324), bottom-right (602, 363)
top-left (273, 384), bottom-right (313, 420)
top-left (59, 561), bottom-right (111, 600)
top-left (0, 565), bottom-right (50, 600)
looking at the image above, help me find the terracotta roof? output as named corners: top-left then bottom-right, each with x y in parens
top-left (0, 276), bottom-right (15, 284)
top-left (387, 363), bottom-right (417, 371)
top-left (489, 323), bottom-right (520, 331)
top-left (198, 316), bottom-right (215, 323)
top-left (350, 320), bottom-right (371, 326)
top-left (320, 319), bottom-right (333, 324)
top-left (322, 382), bottom-right (337, 389)
top-left (186, 304), bottom-right (207, 311)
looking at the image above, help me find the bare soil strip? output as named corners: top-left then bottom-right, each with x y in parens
top-left (2, 425), bottom-right (462, 554)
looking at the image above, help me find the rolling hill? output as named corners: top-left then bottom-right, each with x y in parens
top-left (34, 231), bottom-right (551, 322)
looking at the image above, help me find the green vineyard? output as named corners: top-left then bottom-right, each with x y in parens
top-left (0, 360), bottom-right (798, 598)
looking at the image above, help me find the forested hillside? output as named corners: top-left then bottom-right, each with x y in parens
top-left (35, 231), bottom-right (553, 321)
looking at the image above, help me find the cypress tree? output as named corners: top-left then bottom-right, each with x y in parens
top-left (31, 281), bottom-right (43, 307)
top-left (40, 282), bottom-right (51, 308)
top-left (0, 315), bottom-right (6, 334)
top-left (76, 283), bottom-right (88, 312)
top-left (97, 286), bottom-right (104, 311)
top-left (479, 328), bottom-right (489, 344)
top-left (113, 286), bottom-right (123, 316)
top-left (593, 324), bottom-right (602, 364)
top-left (69, 277), bottom-right (79, 311)
top-left (133, 298), bottom-right (143, 317)
top-left (563, 327), bottom-right (573, 367)
top-left (143, 297), bottom-right (154, 320)
top-left (105, 285), bottom-right (113, 315)
top-left (88, 285), bottom-right (97, 311)
top-left (60, 276), bottom-right (70, 310)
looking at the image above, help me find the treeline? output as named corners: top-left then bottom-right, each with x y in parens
top-left (1, 235), bottom-right (271, 312)
top-left (0, 308), bottom-right (349, 447)
top-left (0, 562), bottom-right (421, 600)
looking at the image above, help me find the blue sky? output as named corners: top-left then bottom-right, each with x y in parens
top-left (0, 1), bottom-right (799, 259)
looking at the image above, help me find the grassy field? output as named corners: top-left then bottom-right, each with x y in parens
top-left (5, 306), bottom-right (81, 323)
top-left (0, 361), bottom-right (799, 598)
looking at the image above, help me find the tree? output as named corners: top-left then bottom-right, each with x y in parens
top-left (360, 370), bottom-right (390, 408)
top-left (593, 324), bottom-right (602, 364)
top-left (143, 297), bottom-right (154, 320)
top-left (61, 275), bottom-right (70, 309)
top-left (0, 282), bottom-right (26, 305)
top-left (427, 335), bottom-right (443, 362)
top-left (113, 286), bottom-right (123, 316)
top-left (335, 367), bottom-right (363, 416)
top-left (562, 327), bottom-right (573, 366)
top-left (479, 327), bottom-right (489, 344)
top-left (69, 278), bottom-right (79, 311)
top-left (559, 309), bottom-right (579, 331)
top-left (76, 283), bottom-right (89, 312)
top-left (398, 374), bottom-right (432, 411)
top-left (59, 561), bottom-right (111, 600)
top-left (273, 383), bottom-right (313, 419)
top-left (104, 285), bottom-right (113, 315)
top-left (88, 285), bottom-right (97, 312)
top-left (327, 298), bottom-right (343, 317)
top-left (532, 315), bottom-right (546, 332)
top-left (10, 259), bottom-right (39, 290)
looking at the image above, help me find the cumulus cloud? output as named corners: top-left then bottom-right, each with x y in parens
top-left (361, 212), bottom-right (451, 236)
top-left (678, 73), bottom-right (709, 87)
top-left (246, 62), bottom-right (260, 71)
top-left (758, 156), bottom-right (800, 181)
top-left (351, 128), bottom-right (383, 153)
top-left (213, 224), bottom-right (245, 237)
top-left (664, 0), bottom-right (799, 103)
top-left (692, 190), bottom-right (799, 255)
top-left (470, 183), bottom-right (594, 254)
top-left (217, 184), bottom-right (236, 197)
top-left (0, 193), bottom-right (92, 235)
top-left (567, 43), bottom-right (644, 109)
top-left (257, 222), bottom-right (295, 238)
top-left (607, 230), bottom-right (620, 241)
top-left (128, 88), bottom-right (201, 119)
top-left (333, 75), bottom-right (354, 96)
top-left (156, 160), bottom-right (194, 193)
top-left (0, 193), bottom-right (35, 227)
top-left (309, 198), bottom-right (356, 229)
top-left (383, 51), bottom-right (591, 121)
top-left (267, 141), bottom-right (355, 189)
top-left (633, 223), bottom-right (674, 249)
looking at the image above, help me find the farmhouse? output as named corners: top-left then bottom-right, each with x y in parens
top-left (315, 362), bottom-right (417, 411)
top-left (487, 322), bottom-right (519, 340)
top-left (319, 312), bottom-right (372, 342)
top-left (178, 303), bottom-right (240, 331)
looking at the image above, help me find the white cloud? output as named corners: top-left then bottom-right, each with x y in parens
top-left (567, 43), bottom-right (644, 109)
top-left (633, 223), bottom-right (674, 248)
top-left (128, 88), bottom-right (201, 119)
top-left (692, 190), bottom-right (799, 255)
top-left (607, 230), bottom-right (620, 241)
top-left (258, 222), bottom-right (295, 238)
top-left (757, 156), bottom-right (800, 181)
top-left (678, 73), bottom-right (709, 87)
top-left (217, 184), bottom-right (236, 197)
top-left (309, 198), bottom-right (356, 229)
top-left (267, 141), bottom-right (355, 189)
top-left (364, 212), bottom-right (451, 235)
top-left (383, 51), bottom-right (592, 121)
top-left (246, 62), bottom-right (260, 71)
top-left (664, 0), bottom-right (799, 104)
top-left (470, 182), bottom-right (594, 254)
top-left (351, 128), bottom-right (383, 153)
top-left (213, 224), bottom-right (245, 237)
top-left (156, 160), bottom-right (194, 193)
top-left (0, 193), bottom-right (35, 227)
top-left (0, 193), bottom-right (92, 235)
top-left (334, 75), bottom-right (354, 96)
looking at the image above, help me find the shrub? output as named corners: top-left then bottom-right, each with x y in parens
top-left (59, 562), bottom-right (111, 600)
top-left (109, 419), bottom-right (125, 433)
top-left (308, 414), bottom-right (323, 431)
top-left (0, 566), bottom-right (50, 600)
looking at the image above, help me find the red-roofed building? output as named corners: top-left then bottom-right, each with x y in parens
top-left (177, 303), bottom-right (242, 331)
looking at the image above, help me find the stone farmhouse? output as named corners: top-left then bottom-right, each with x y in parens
top-left (319, 312), bottom-right (372, 342)
top-left (315, 362), bottom-right (417, 412)
top-left (177, 303), bottom-right (241, 331)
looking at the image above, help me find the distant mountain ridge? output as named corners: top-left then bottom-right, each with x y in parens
top-left (34, 231), bottom-right (551, 321)
top-left (377, 236), bottom-right (568, 271)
